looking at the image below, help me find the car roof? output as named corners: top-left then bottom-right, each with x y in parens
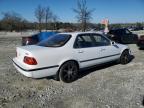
top-left (110, 28), bottom-right (127, 31)
top-left (59, 31), bottom-right (103, 37)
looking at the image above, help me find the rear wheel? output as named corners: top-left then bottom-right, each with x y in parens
top-left (120, 50), bottom-right (130, 64)
top-left (59, 61), bottom-right (79, 83)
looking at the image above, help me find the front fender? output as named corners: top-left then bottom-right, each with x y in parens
top-left (116, 43), bottom-right (131, 55)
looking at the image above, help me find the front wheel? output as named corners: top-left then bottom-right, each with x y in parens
top-left (59, 61), bottom-right (79, 83)
top-left (120, 50), bottom-right (130, 64)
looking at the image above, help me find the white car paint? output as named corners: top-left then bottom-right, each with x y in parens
top-left (12, 32), bottom-right (131, 78)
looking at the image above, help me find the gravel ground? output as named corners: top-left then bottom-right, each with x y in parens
top-left (0, 36), bottom-right (144, 108)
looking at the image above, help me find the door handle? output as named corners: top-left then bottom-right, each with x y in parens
top-left (100, 49), bottom-right (106, 51)
top-left (78, 50), bottom-right (84, 53)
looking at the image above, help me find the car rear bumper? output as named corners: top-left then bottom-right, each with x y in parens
top-left (12, 58), bottom-right (59, 78)
top-left (137, 40), bottom-right (144, 48)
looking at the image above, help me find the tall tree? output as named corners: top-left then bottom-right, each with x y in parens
top-left (45, 7), bottom-right (52, 30)
top-left (136, 22), bottom-right (143, 29)
top-left (35, 5), bottom-right (45, 32)
top-left (52, 14), bottom-right (59, 30)
top-left (73, 0), bottom-right (94, 31)
top-left (1, 11), bottom-right (25, 31)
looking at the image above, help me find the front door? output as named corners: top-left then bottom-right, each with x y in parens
top-left (73, 33), bottom-right (121, 68)
top-left (92, 34), bottom-right (121, 63)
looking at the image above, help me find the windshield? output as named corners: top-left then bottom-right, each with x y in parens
top-left (37, 34), bottom-right (71, 47)
top-left (125, 29), bottom-right (131, 34)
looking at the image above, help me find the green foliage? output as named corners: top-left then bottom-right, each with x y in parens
top-left (0, 11), bottom-right (143, 31)
top-left (136, 22), bottom-right (143, 28)
top-left (0, 12), bottom-right (28, 31)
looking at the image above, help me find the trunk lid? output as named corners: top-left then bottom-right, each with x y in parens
top-left (16, 45), bottom-right (58, 63)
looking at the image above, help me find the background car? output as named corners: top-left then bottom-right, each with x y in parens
top-left (137, 35), bottom-right (144, 49)
top-left (12, 32), bottom-right (131, 83)
top-left (22, 31), bottom-right (58, 46)
top-left (108, 28), bottom-right (138, 44)
top-left (131, 27), bottom-right (144, 31)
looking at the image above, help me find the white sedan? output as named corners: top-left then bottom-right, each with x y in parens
top-left (12, 32), bottom-right (131, 83)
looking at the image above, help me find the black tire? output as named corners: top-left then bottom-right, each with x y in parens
top-left (120, 50), bottom-right (130, 64)
top-left (139, 47), bottom-right (144, 50)
top-left (53, 75), bottom-right (60, 81)
top-left (59, 61), bottom-right (79, 83)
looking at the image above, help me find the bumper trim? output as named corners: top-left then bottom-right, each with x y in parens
top-left (80, 53), bottom-right (121, 63)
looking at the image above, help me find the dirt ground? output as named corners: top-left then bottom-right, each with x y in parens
top-left (0, 36), bottom-right (144, 108)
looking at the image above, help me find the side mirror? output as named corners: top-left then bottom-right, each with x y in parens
top-left (111, 41), bottom-right (115, 45)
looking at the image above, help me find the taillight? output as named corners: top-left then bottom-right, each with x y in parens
top-left (23, 56), bottom-right (37, 65)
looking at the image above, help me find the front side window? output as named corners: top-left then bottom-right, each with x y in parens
top-left (38, 34), bottom-right (71, 47)
top-left (93, 34), bottom-right (111, 46)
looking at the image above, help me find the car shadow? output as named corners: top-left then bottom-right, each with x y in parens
top-left (129, 55), bottom-right (135, 62)
top-left (78, 61), bottom-right (118, 80)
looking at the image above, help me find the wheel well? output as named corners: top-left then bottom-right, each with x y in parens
top-left (60, 60), bottom-right (79, 70)
top-left (122, 49), bottom-right (129, 53)
top-left (120, 49), bottom-right (130, 58)
top-left (55, 60), bottom-right (79, 81)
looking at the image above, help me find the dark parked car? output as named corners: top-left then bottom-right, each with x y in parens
top-left (131, 27), bottom-right (144, 31)
top-left (108, 28), bottom-right (138, 44)
top-left (22, 32), bottom-right (58, 46)
top-left (22, 34), bottom-right (39, 46)
top-left (137, 35), bottom-right (144, 49)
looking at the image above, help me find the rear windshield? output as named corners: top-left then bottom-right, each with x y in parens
top-left (37, 34), bottom-right (71, 47)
